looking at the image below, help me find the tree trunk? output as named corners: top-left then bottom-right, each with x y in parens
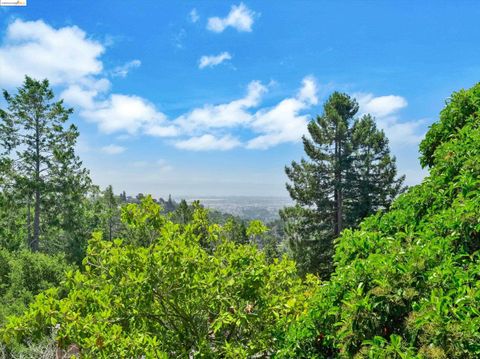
top-left (31, 114), bottom-right (41, 251)
top-left (337, 187), bottom-right (343, 235)
top-left (334, 124), bottom-right (343, 237)
top-left (32, 189), bottom-right (40, 251)
top-left (26, 196), bottom-right (32, 247)
top-left (108, 217), bottom-right (113, 241)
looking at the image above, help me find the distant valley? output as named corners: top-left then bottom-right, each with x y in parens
top-left (183, 196), bottom-right (292, 222)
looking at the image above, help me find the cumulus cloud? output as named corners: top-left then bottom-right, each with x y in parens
top-left (356, 93), bottom-right (407, 118)
top-left (247, 77), bottom-right (318, 149)
top-left (0, 19), bottom-right (175, 139)
top-left (101, 144), bottom-right (126, 155)
top-left (175, 134), bottom-right (241, 151)
top-left (111, 59), bottom-right (141, 78)
top-left (207, 3), bottom-right (255, 33)
top-left (174, 80), bottom-right (266, 133)
top-left (172, 77), bottom-right (317, 150)
top-left (0, 19), bottom-right (319, 152)
top-left (80, 94), bottom-right (169, 134)
top-left (61, 83), bottom-right (177, 138)
top-left (298, 76), bottom-right (319, 105)
top-left (355, 92), bottom-right (424, 146)
top-left (0, 19), bottom-right (104, 87)
top-left (61, 85), bottom-right (99, 110)
top-left (198, 52), bottom-right (232, 69)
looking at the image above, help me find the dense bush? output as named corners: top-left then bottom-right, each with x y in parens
top-left (278, 83), bottom-right (480, 357)
top-left (0, 249), bottom-right (71, 325)
top-left (1, 197), bottom-right (315, 357)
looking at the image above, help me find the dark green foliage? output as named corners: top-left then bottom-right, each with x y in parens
top-left (169, 199), bottom-right (194, 224)
top-left (279, 82), bottom-right (480, 358)
top-left (222, 216), bottom-right (249, 244)
top-left (0, 76), bottom-right (92, 255)
top-left (282, 92), bottom-right (404, 278)
top-left (0, 159), bottom-right (26, 251)
top-left (0, 249), bottom-right (71, 324)
top-left (98, 185), bottom-right (122, 241)
top-left (349, 115), bottom-right (405, 226)
top-left (162, 194), bottom-right (176, 212)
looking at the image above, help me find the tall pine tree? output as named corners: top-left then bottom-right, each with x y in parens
top-left (281, 92), bottom-right (404, 278)
top-left (0, 76), bottom-right (91, 252)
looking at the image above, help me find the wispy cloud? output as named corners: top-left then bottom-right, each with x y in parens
top-left (207, 3), bottom-right (256, 33)
top-left (131, 159), bottom-right (173, 172)
top-left (189, 8), bottom-right (200, 23)
top-left (173, 77), bottom-right (317, 150)
top-left (199, 52), bottom-right (232, 69)
top-left (111, 59), bottom-right (141, 78)
top-left (101, 144), bottom-right (126, 155)
top-left (173, 80), bottom-right (267, 133)
top-left (355, 93), bottom-right (425, 146)
top-left (246, 77), bottom-right (318, 149)
top-left (175, 134), bottom-right (241, 151)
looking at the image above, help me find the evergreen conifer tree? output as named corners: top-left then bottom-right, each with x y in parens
top-left (0, 76), bottom-right (91, 252)
top-left (281, 92), bottom-right (404, 277)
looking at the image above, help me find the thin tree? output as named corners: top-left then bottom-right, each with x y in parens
top-left (0, 76), bottom-right (90, 251)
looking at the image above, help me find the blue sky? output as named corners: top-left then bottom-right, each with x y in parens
top-left (1, 1), bottom-right (480, 197)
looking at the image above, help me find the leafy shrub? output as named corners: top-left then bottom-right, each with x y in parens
top-left (0, 250), bottom-right (71, 325)
top-left (1, 197), bottom-right (315, 358)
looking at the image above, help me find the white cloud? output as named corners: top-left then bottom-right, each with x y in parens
top-left (61, 82), bottom-right (176, 138)
top-left (298, 76), bottom-right (318, 105)
top-left (111, 59), bottom-right (141, 78)
top-left (101, 144), bottom-right (126, 155)
top-left (0, 19), bottom-right (319, 152)
top-left (0, 19), bottom-right (104, 87)
top-left (190, 8), bottom-right (200, 23)
top-left (175, 134), bottom-right (241, 151)
top-left (61, 85), bottom-right (99, 110)
top-left (356, 93), bottom-right (407, 118)
top-left (355, 92), bottom-right (424, 146)
top-left (172, 77), bottom-right (317, 150)
top-left (145, 124), bottom-right (179, 137)
top-left (0, 20), bottom-right (171, 140)
top-left (80, 94), bottom-right (168, 134)
top-left (247, 77), bottom-right (318, 149)
top-left (174, 80), bottom-right (266, 133)
top-left (199, 52), bottom-right (232, 69)
top-left (207, 3), bottom-right (255, 33)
